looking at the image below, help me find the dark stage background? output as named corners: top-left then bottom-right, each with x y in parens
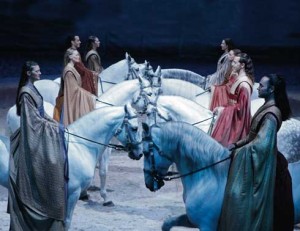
top-left (0, 0), bottom-right (299, 84)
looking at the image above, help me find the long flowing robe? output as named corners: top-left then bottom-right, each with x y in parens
top-left (209, 73), bottom-right (236, 111)
top-left (8, 82), bottom-right (67, 231)
top-left (211, 75), bottom-right (252, 147)
top-left (61, 64), bottom-right (95, 126)
top-left (205, 52), bottom-right (231, 89)
top-left (85, 50), bottom-right (103, 96)
top-left (218, 100), bottom-right (293, 231)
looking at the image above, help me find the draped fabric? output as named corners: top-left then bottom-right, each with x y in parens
top-left (8, 83), bottom-right (67, 230)
top-left (274, 152), bottom-right (294, 231)
top-left (205, 52), bottom-right (231, 89)
top-left (61, 64), bottom-right (95, 126)
top-left (218, 101), bottom-right (294, 231)
top-left (209, 74), bottom-right (236, 111)
top-left (211, 76), bottom-right (252, 147)
top-left (85, 50), bottom-right (103, 74)
top-left (218, 113), bottom-right (278, 231)
top-left (74, 61), bottom-right (97, 96)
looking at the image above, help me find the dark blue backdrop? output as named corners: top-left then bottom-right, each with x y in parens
top-left (0, 0), bottom-right (299, 81)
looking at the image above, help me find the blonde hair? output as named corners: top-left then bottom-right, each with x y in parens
top-left (64, 48), bottom-right (77, 66)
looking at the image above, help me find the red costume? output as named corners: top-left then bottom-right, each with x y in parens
top-left (209, 74), bottom-right (237, 111)
top-left (211, 75), bottom-right (252, 147)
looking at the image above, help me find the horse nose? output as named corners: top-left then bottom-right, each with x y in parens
top-left (138, 153), bottom-right (143, 159)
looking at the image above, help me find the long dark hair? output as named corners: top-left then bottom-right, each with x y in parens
top-left (237, 53), bottom-right (255, 83)
top-left (86, 35), bottom-right (98, 51)
top-left (267, 74), bottom-right (292, 121)
top-left (16, 61), bottom-right (38, 116)
top-left (224, 38), bottom-right (235, 51)
top-left (65, 35), bottom-right (77, 50)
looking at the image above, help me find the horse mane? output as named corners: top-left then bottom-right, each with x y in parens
top-left (155, 122), bottom-right (230, 170)
top-left (161, 69), bottom-right (206, 88)
top-left (100, 59), bottom-right (126, 75)
top-left (98, 79), bottom-right (140, 105)
top-left (161, 79), bottom-right (205, 100)
top-left (68, 106), bottom-right (124, 130)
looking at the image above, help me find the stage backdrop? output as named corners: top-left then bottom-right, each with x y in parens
top-left (0, 0), bottom-right (299, 62)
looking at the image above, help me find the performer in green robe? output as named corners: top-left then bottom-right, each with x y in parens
top-left (8, 61), bottom-right (68, 230)
top-left (218, 73), bottom-right (294, 231)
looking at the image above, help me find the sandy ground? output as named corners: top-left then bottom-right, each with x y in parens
top-left (0, 83), bottom-right (299, 231)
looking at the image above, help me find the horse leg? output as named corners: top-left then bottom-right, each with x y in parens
top-left (161, 214), bottom-right (196, 231)
top-left (99, 148), bottom-right (114, 206)
top-left (65, 189), bottom-right (81, 230)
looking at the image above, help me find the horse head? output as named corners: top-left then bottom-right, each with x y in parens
top-left (142, 122), bottom-right (172, 192)
top-left (151, 66), bottom-right (163, 96)
top-left (115, 103), bottom-right (143, 160)
top-left (126, 52), bottom-right (144, 80)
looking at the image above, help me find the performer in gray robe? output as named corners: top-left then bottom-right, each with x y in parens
top-left (8, 61), bottom-right (68, 231)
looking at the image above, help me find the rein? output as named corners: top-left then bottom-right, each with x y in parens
top-left (192, 115), bottom-right (215, 126)
top-left (195, 88), bottom-right (210, 97)
top-left (65, 129), bottom-right (127, 151)
top-left (96, 98), bottom-right (115, 106)
top-left (161, 154), bottom-right (232, 181)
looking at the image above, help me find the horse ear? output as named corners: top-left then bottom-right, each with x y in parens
top-left (138, 74), bottom-right (143, 84)
top-left (126, 52), bottom-right (131, 62)
top-left (125, 103), bottom-right (136, 117)
top-left (154, 66), bottom-right (161, 76)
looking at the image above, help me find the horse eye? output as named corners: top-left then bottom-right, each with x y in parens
top-left (131, 127), bottom-right (138, 131)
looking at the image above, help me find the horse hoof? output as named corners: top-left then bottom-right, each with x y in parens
top-left (103, 201), bottom-right (114, 207)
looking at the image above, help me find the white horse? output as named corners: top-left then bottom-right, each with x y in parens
top-left (97, 52), bottom-right (146, 96)
top-left (34, 79), bottom-right (60, 105)
top-left (142, 121), bottom-right (300, 230)
top-left (1, 104), bottom-right (143, 229)
top-left (0, 135), bottom-right (9, 188)
top-left (132, 92), bottom-right (214, 133)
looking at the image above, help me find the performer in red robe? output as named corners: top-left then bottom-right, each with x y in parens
top-left (209, 49), bottom-right (241, 111)
top-left (211, 53), bottom-right (254, 147)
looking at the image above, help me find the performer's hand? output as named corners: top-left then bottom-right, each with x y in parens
top-left (213, 106), bottom-right (224, 115)
top-left (228, 143), bottom-right (236, 151)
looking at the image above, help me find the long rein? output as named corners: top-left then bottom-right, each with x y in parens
top-left (64, 128), bottom-right (127, 151)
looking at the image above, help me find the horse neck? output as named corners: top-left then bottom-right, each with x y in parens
top-left (67, 107), bottom-right (125, 147)
top-left (162, 79), bottom-right (201, 100)
top-left (158, 96), bottom-right (211, 123)
top-left (100, 59), bottom-right (127, 82)
top-left (98, 80), bottom-right (140, 106)
top-left (158, 129), bottom-right (230, 189)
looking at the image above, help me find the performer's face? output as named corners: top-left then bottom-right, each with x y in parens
top-left (72, 36), bottom-right (81, 48)
top-left (94, 38), bottom-right (100, 48)
top-left (28, 65), bottom-right (41, 82)
top-left (228, 50), bottom-right (235, 61)
top-left (220, 40), bottom-right (227, 51)
top-left (258, 76), bottom-right (273, 99)
top-left (231, 57), bottom-right (244, 73)
top-left (70, 50), bottom-right (80, 63)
